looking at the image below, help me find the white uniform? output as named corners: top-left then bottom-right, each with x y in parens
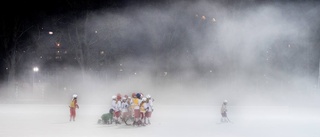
top-left (111, 99), bottom-right (121, 112)
top-left (121, 100), bottom-right (129, 112)
top-left (145, 97), bottom-right (154, 125)
top-left (147, 98), bottom-right (154, 112)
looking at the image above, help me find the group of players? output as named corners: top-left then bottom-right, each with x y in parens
top-left (99, 92), bottom-right (154, 126)
top-left (73, 93), bottom-right (229, 125)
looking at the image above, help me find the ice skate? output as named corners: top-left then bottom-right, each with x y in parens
top-left (132, 121), bottom-right (136, 126)
top-left (97, 119), bottom-right (102, 124)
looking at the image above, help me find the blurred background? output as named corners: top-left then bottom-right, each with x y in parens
top-left (0, 0), bottom-right (319, 106)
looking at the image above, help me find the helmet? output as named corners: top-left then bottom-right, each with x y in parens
top-left (112, 95), bottom-right (116, 99)
top-left (73, 94), bottom-right (78, 98)
top-left (124, 95), bottom-right (128, 99)
top-left (136, 93), bottom-right (141, 99)
top-left (132, 93), bottom-right (136, 98)
top-left (142, 97), bottom-right (147, 101)
top-left (109, 108), bottom-right (114, 113)
top-left (116, 94), bottom-right (122, 100)
top-left (223, 100), bottom-right (228, 103)
top-left (146, 94), bottom-right (151, 98)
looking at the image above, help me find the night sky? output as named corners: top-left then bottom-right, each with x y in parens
top-left (1, 0), bottom-right (320, 88)
top-left (1, 0), bottom-right (185, 81)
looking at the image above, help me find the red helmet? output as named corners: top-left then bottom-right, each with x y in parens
top-left (132, 93), bottom-right (136, 98)
top-left (116, 93), bottom-right (121, 100)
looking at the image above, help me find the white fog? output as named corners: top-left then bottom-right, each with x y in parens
top-left (1, 1), bottom-right (320, 137)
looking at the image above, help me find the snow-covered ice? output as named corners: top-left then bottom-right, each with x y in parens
top-left (0, 103), bottom-right (319, 137)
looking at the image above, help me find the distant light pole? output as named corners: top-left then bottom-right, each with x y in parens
top-left (32, 67), bottom-right (39, 94)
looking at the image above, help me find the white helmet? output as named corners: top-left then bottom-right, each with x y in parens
top-left (73, 94), bottom-right (78, 98)
top-left (223, 100), bottom-right (228, 103)
top-left (142, 97), bottom-right (147, 101)
top-left (112, 95), bottom-right (116, 99)
top-left (146, 94), bottom-right (151, 98)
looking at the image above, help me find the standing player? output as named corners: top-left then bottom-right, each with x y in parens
top-left (139, 97), bottom-right (148, 126)
top-left (69, 94), bottom-right (79, 121)
top-left (111, 94), bottom-right (122, 124)
top-left (220, 100), bottom-right (229, 123)
top-left (120, 95), bottom-right (131, 125)
top-left (131, 93), bottom-right (142, 126)
top-left (145, 94), bottom-right (154, 125)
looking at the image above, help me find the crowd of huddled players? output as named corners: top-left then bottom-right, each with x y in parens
top-left (98, 92), bottom-right (154, 126)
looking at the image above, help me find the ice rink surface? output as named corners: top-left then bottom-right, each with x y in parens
top-left (0, 103), bottom-right (319, 137)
